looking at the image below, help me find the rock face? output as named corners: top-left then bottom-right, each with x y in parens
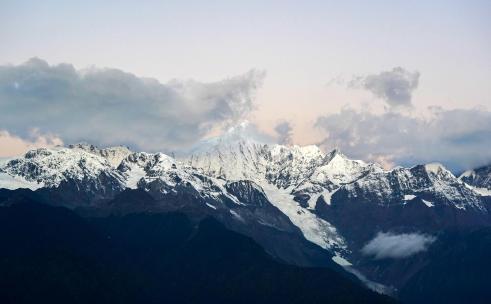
top-left (1, 132), bottom-right (491, 294)
top-left (178, 131), bottom-right (491, 291)
top-left (0, 145), bottom-right (339, 270)
top-left (460, 164), bottom-right (491, 191)
top-left (68, 143), bottom-right (132, 167)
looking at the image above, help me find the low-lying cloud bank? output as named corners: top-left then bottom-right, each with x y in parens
top-left (316, 107), bottom-right (491, 172)
top-left (0, 58), bottom-right (264, 152)
top-left (362, 232), bottom-right (436, 259)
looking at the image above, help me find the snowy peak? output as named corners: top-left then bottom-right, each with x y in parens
top-left (184, 137), bottom-right (487, 211)
top-left (459, 164), bottom-right (491, 190)
top-left (69, 143), bottom-right (132, 167)
top-left (313, 150), bottom-right (378, 186)
top-left (186, 139), bottom-right (269, 182)
top-left (423, 163), bottom-right (456, 181)
top-left (1, 147), bottom-right (121, 188)
top-left (189, 120), bottom-right (269, 155)
top-left (185, 138), bottom-right (335, 189)
top-left (0, 141), bottom-right (489, 212)
top-left (270, 144), bottom-right (324, 160)
top-left (324, 148), bottom-right (342, 161)
top-left (341, 161), bottom-right (485, 210)
top-left (2, 140), bottom-right (491, 283)
top-left (264, 144), bottom-right (326, 188)
top-left (0, 145), bottom-right (258, 209)
top-left (118, 152), bottom-right (176, 189)
top-left (0, 147), bottom-right (127, 200)
top-left (120, 152), bottom-right (177, 176)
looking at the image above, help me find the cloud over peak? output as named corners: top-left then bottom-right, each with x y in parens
top-left (315, 107), bottom-right (491, 172)
top-left (0, 58), bottom-right (265, 151)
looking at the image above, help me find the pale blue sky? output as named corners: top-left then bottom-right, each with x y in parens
top-left (2, 1), bottom-right (489, 111)
top-left (1, 0), bottom-right (490, 169)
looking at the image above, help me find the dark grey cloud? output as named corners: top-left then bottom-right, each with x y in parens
top-left (315, 107), bottom-right (491, 172)
top-left (0, 58), bottom-right (265, 151)
top-left (362, 232), bottom-right (436, 259)
top-left (350, 67), bottom-right (420, 107)
top-left (274, 121), bottom-right (293, 145)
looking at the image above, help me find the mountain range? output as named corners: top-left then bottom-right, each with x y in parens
top-left (1, 124), bottom-right (491, 303)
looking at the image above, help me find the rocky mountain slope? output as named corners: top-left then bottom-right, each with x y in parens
top-left (459, 164), bottom-right (491, 195)
top-left (0, 199), bottom-right (394, 304)
top-left (1, 129), bottom-right (491, 295)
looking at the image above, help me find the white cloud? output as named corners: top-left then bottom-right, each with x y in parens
top-left (362, 232), bottom-right (436, 259)
top-left (0, 58), bottom-right (265, 152)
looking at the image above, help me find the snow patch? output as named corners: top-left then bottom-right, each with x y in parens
top-left (422, 199), bottom-right (434, 207)
top-left (424, 163), bottom-right (446, 174)
top-left (124, 164), bottom-right (146, 189)
top-left (464, 183), bottom-right (491, 196)
top-left (206, 203), bottom-right (217, 210)
top-left (332, 255), bottom-right (352, 266)
top-left (229, 209), bottom-right (245, 222)
top-left (473, 187), bottom-right (491, 196)
top-left (0, 172), bottom-right (44, 190)
top-left (307, 189), bottom-right (338, 209)
top-left (262, 184), bottom-right (346, 251)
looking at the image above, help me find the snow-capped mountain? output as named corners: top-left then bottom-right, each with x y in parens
top-left (0, 147), bottom-right (126, 200)
top-left (69, 143), bottom-right (132, 167)
top-left (340, 163), bottom-right (486, 210)
top-left (0, 144), bottom-right (337, 269)
top-left (459, 164), bottom-right (491, 196)
top-left (1, 127), bottom-right (491, 293)
top-left (182, 133), bottom-right (366, 254)
top-left (178, 128), bottom-right (491, 287)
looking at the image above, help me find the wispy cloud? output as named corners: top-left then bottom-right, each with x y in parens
top-left (0, 58), bottom-right (265, 151)
top-left (362, 232), bottom-right (436, 259)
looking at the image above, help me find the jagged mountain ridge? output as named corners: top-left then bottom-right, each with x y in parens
top-left (0, 144), bottom-right (343, 270)
top-left (1, 133), bottom-right (491, 294)
top-left (1, 139), bottom-right (490, 245)
top-left (68, 143), bottom-right (132, 167)
top-left (3, 139), bottom-right (487, 209)
top-left (460, 164), bottom-right (491, 195)
top-left (179, 131), bottom-right (491, 291)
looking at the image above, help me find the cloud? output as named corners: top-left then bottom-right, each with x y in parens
top-left (0, 58), bottom-right (265, 151)
top-left (350, 67), bottom-right (419, 107)
top-left (274, 121), bottom-right (293, 145)
top-left (315, 107), bottom-right (491, 172)
top-left (0, 129), bottom-right (63, 157)
top-left (362, 232), bottom-right (436, 259)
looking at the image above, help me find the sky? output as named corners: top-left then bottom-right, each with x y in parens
top-left (0, 0), bottom-right (490, 172)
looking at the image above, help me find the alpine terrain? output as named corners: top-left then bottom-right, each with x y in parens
top-left (1, 124), bottom-right (491, 303)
